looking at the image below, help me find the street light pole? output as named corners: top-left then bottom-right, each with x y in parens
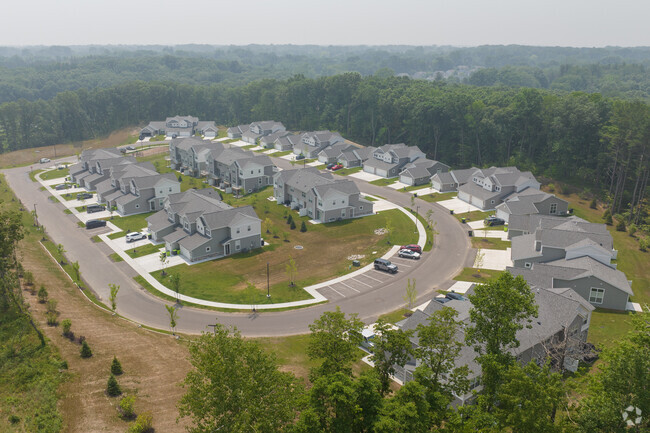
top-left (267, 262), bottom-right (270, 298)
top-left (33, 203), bottom-right (38, 228)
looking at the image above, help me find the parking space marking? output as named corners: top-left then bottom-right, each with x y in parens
top-left (390, 260), bottom-right (413, 267)
top-left (350, 277), bottom-right (372, 288)
top-left (365, 272), bottom-right (386, 282)
top-left (338, 281), bottom-right (360, 293)
top-left (325, 285), bottom-right (345, 298)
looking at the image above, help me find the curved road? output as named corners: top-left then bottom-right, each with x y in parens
top-left (4, 158), bottom-right (473, 336)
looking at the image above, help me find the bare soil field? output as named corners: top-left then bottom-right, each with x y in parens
top-left (21, 239), bottom-right (191, 433)
top-left (0, 127), bottom-right (139, 168)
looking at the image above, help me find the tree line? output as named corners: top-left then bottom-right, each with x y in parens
top-left (179, 272), bottom-right (650, 433)
top-left (0, 74), bottom-right (648, 222)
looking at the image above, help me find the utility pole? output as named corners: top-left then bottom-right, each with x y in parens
top-left (266, 262), bottom-right (270, 298)
top-left (33, 203), bottom-right (39, 228)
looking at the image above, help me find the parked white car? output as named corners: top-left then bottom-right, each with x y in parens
top-left (39, 157), bottom-right (50, 163)
top-left (125, 232), bottom-right (147, 243)
top-left (398, 249), bottom-right (421, 260)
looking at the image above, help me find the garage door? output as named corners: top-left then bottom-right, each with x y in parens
top-left (470, 195), bottom-right (483, 208)
top-left (458, 191), bottom-right (470, 202)
top-left (399, 175), bottom-right (413, 185)
top-left (496, 209), bottom-right (510, 223)
top-left (363, 165), bottom-right (375, 174)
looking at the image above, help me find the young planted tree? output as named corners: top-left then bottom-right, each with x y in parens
top-left (71, 261), bottom-right (80, 283)
top-left (23, 270), bottom-right (34, 286)
top-left (165, 304), bottom-right (178, 335)
top-left (372, 319), bottom-right (413, 395)
top-left (465, 272), bottom-right (538, 410)
top-left (159, 251), bottom-right (169, 276)
top-left (264, 217), bottom-right (272, 234)
top-left (178, 325), bottom-right (303, 433)
top-left (111, 356), bottom-right (123, 375)
top-left (285, 256), bottom-right (297, 287)
top-left (290, 220), bottom-right (296, 230)
top-left (384, 219), bottom-right (394, 244)
top-left (169, 273), bottom-right (181, 301)
top-left (108, 283), bottom-right (120, 314)
top-left (286, 214), bottom-right (293, 225)
top-left (300, 221), bottom-right (307, 232)
top-left (37, 285), bottom-right (48, 303)
top-left (80, 340), bottom-right (93, 358)
top-left (404, 278), bottom-right (417, 310)
top-left (61, 319), bottom-right (72, 337)
top-left (119, 395), bottom-right (136, 419)
top-left (307, 307), bottom-right (364, 379)
top-left (475, 248), bottom-right (485, 273)
top-left (107, 373), bottom-right (122, 397)
top-left (56, 243), bottom-right (66, 264)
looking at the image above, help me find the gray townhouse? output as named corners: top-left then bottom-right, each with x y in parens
top-left (96, 162), bottom-right (157, 204)
top-left (430, 167), bottom-right (477, 193)
top-left (456, 167), bottom-right (541, 210)
top-left (292, 131), bottom-right (344, 158)
top-left (207, 147), bottom-right (275, 194)
top-left (394, 283), bottom-right (594, 405)
top-left (80, 156), bottom-right (138, 191)
top-left (273, 167), bottom-right (374, 222)
top-left (317, 143), bottom-right (356, 165)
top-left (241, 121), bottom-right (286, 144)
top-left (273, 133), bottom-right (302, 151)
top-left (260, 130), bottom-right (292, 149)
top-left (140, 116), bottom-right (218, 138)
top-left (146, 189), bottom-right (262, 262)
top-left (399, 159), bottom-right (450, 186)
top-left (69, 147), bottom-right (124, 184)
top-left (505, 213), bottom-right (632, 311)
top-left (169, 137), bottom-right (218, 176)
top-left (338, 146), bottom-right (376, 168)
top-left (362, 143), bottom-right (426, 178)
top-left (226, 124), bottom-right (250, 139)
top-left (495, 188), bottom-right (569, 223)
top-left (113, 172), bottom-right (181, 216)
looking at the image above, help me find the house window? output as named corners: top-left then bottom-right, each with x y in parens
top-left (135, 204), bottom-right (140, 208)
top-left (206, 246), bottom-right (211, 252)
top-left (332, 201), bottom-right (336, 205)
top-left (236, 244), bottom-right (241, 251)
top-left (359, 206), bottom-right (363, 210)
top-left (490, 200), bottom-right (495, 204)
top-left (589, 288), bottom-right (605, 304)
top-left (169, 187), bottom-right (172, 192)
top-left (550, 203), bottom-right (557, 214)
top-left (236, 228), bottom-right (240, 234)
top-left (247, 225), bottom-right (251, 231)
top-left (525, 262), bottom-right (532, 268)
top-left (258, 178), bottom-right (262, 184)
top-left (251, 170), bottom-right (254, 174)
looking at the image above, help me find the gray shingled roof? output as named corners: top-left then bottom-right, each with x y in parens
top-left (163, 228), bottom-right (189, 243)
top-left (200, 206), bottom-right (259, 230)
top-left (458, 182), bottom-right (502, 201)
top-left (546, 257), bottom-right (633, 295)
top-left (132, 172), bottom-right (178, 190)
top-left (178, 233), bottom-right (211, 251)
top-left (146, 209), bottom-right (173, 231)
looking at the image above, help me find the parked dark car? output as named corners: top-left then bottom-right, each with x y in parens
top-left (484, 216), bottom-right (505, 226)
top-left (445, 291), bottom-right (465, 301)
top-left (374, 258), bottom-right (398, 274)
top-left (86, 204), bottom-right (105, 214)
top-left (435, 297), bottom-right (451, 304)
top-left (85, 219), bottom-right (107, 229)
top-left (326, 163), bottom-right (336, 170)
top-left (400, 244), bottom-right (422, 254)
top-left (54, 184), bottom-right (70, 190)
top-left (76, 193), bottom-right (93, 200)
top-left (126, 145), bottom-right (135, 151)
top-left (295, 154), bottom-right (305, 160)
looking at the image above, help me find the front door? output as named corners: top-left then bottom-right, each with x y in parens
top-left (225, 244), bottom-right (230, 255)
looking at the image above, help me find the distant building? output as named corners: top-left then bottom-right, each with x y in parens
top-left (363, 143), bottom-right (425, 178)
top-left (140, 116), bottom-right (217, 138)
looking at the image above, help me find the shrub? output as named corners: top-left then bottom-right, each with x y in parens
top-left (290, 220), bottom-right (296, 230)
top-left (605, 213), bottom-right (613, 225)
top-left (119, 395), bottom-right (136, 419)
top-left (111, 356), bottom-right (123, 375)
top-left (46, 298), bottom-right (58, 314)
top-left (300, 221), bottom-right (307, 232)
top-left (547, 183), bottom-right (555, 193)
top-left (616, 219), bottom-right (626, 232)
top-left (80, 340), bottom-right (92, 358)
top-left (77, 335), bottom-right (86, 344)
top-left (286, 214), bottom-right (293, 225)
top-left (628, 224), bottom-right (638, 237)
top-left (61, 319), bottom-right (72, 336)
top-left (23, 270), bottom-right (34, 286)
top-left (589, 198), bottom-right (597, 209)
top-left (8, 415), bottom-right (20, 424)
top-left (107, 374), bottom-right (122, 397)
top-left (46, 312), bottom-right (58, 326)
top-left (639, 237), bottom-right (649, 252)
top-left (59, 360), bottom-right (68, 370)
top-left (128, 412), bottom-right (153, 433)
top-left (37, 285), bottom-right (48, 303)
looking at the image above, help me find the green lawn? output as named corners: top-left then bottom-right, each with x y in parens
top-left (454, 210), bottom-right (494, 223)
top-left (108, 231), bottom-right (126, 240)
top-left (291, 158), bottom-right (317, 166)
top-left (109, 252), bottom-right (124, 262)
top-left (29, 169), bottom-right (44, 182)
top-left (418, 192), bottom-right (457, 203)
top-left (369, 177), bottom-right (399, 186)
top-left (151, 134), bottom-right (166, 141)
top-left (587, 309), bottom-right (635, 349)
top-left (378, 308), bottom-right (411, 324)
top-left (333, 166), bottom-right (363, 176)
top-left (152, 187), bottom-right (417, 305)
top-left (102, 212), bottom-right (154, 233)
top-left (364, 196), bottom-right (378, 202)
top-left (269, 150), bottom-right (292, 157)
top-left (125, 243), bottom-right (163, 259)
top-left (400, 182), bottom-right (432, 192)
top-left (454, 267), bottom-right (499, 283)
top-left (241, 144), bottom-right (257, 150)
top-left (471, 236), bottom-right (511, 250)
top-left (120, 134), bottom-right (139, 145)
top-left (40, 168), bottom-right (69, 180)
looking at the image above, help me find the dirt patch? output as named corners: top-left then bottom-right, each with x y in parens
top-left (20, 240), bottom-right (191, 433)
top-left (138, 146), bottom-right (168, 157)
top-left (0, 127), bottom-right (139, 169)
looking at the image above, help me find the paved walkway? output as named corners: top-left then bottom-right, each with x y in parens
top-left (35, 167), bottom-right (426, 310)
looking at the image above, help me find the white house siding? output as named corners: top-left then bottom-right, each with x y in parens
top-left (458, 190), bottom-right (471, 203)
top-left (376, 168), bottom-right (388, 178)
top-left (496, 208), bottom-right (510, 222)
top-left (399, 174), bottom-right (414, 185)
top-left (363, 165), bottom-right (376, 175)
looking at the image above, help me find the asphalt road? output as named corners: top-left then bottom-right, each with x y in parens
top-left (4, 157), bottom-right (473, 336)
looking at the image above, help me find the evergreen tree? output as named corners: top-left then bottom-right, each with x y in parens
top-left (286, 214), bottom-right (293, 225)
top-left (107, 373), bottom-right (122, 397)
top-left (111, 356), bottom-right (123, 375)
top-left (300, 221), bottom-right (307, 232)
top-left (80, 340), bottom-right (92, 358)
top-left (290, 220), bottom-right (296, 230)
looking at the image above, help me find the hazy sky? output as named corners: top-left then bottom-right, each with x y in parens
top-left (2, 0), bottom-right (649, 47)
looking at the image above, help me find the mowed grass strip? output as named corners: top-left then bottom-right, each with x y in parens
top-left (418, 192), bottom-right (457, 203)
top-left (470, 237), bottom-right (511, 250)
top-left (369, 177), bottom-right (399, 186)
top-left (40, 168), bottom-right (69, 180)
top-left (125, 243), bottom-right (163, 259)
top-left (102, 211), bottom-right (154, 233)
top-left (454, 267), bottom-right (499, 283)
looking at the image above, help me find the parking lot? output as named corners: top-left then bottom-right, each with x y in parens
top-left (315, 252), bottom-right (420, 301)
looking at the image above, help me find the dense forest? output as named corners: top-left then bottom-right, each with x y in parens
top-left (0, 73), bottom-right (648, 224)
top-left (1, 45), bottom-right (650, 103)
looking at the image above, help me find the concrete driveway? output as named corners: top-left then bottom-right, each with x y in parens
top-left (437, 197), bottom-right (483, 214)
top-left (349, 171), bottom-right (384, 182)
top-left (475, 248), bottom-right (513, 270)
